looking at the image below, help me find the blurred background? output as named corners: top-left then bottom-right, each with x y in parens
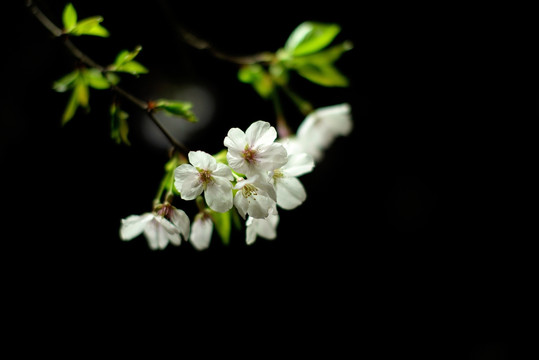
top-left (2, 0), bottom-right (535, 357)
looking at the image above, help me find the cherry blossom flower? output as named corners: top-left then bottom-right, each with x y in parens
top-left (246, 208), bottom-right (279, 245)
top-left (174, 150), bottom-right (234, 213)
top-left (190, 212), bottom-right (213, 250)
top-left (224, 120), bottom-right (288, 176)
top-left (271, 152), bottom-right (314, 210)
top-left (119, 203), bottom-right (190, 250)
top-left (233, 175), bottom-right (277, 219)
top-left (295, 103), bottom-right (352, 161)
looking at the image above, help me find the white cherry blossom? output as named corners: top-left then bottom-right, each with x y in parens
top-left (246, 208), bottom-right (279, 245)
top-left (174, 150), bottom-right (234, 213)
top-left (224, 120), bottom-right (288, 176)
top-left (271, 152), bottom-right (314, 210)
top-left (190, 212), bottom-right (213, 250)
top-left (233, 175), bottom-right (277, 219)
top-left (119, 204), bottom-right (190, 250)
top-left (295, 103), bottom-right (352, 161)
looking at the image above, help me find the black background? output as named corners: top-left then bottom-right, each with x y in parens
top-left (1, 0), bottom-right (535, 357)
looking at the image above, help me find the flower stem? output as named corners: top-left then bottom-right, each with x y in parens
top-left (280, 85), bottom-right (313, 115)
top-left (271, 89), bottom-right (291, 138)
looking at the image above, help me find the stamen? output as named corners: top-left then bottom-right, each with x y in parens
top-left (241, 145), bottom-right (258, 164)
top-left (242, 184), bottom-right (258, 198)
top-left (273, 169), bottom-right (284, 180)
top-left (198, 168), bottom-right (213, 184)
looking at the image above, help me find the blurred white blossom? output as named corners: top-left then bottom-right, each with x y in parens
top-left (246, 208), bottom-right (279, 245)
top-left (119, 204), bottom-right (190, 250)
top-left (190, 212), bottom-right (213, 250)
top-left (295, 103), bottom-right (352, 161)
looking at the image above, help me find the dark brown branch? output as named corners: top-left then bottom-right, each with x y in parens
top-left (26, 0), bottom-right (189, 156)
top-left (178, 27), bottom-right (275, 65)
top-left (147, 111), bottom-right (189, 155)
top-left (26, 0), bottom-right (63, 37)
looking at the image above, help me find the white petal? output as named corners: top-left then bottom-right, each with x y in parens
top-left (169, 208), bottom-right (191, 240)
top-left (212, 162), bottom-right (234, 181)
top-left (255, 143), bottom-right (288, 172)
top-left (245, 221), bottom-right (257, 245)
top-left (282, 153), bottom-right (314, 177)
top-left (254, 215), bottom-right (279, 240)
top-left (190, 216), bottom-right (213, 250)
top-left (226, 147), bottom-right (249, 175)
top-left (247, 193), bottom-right (276, 219)
top-left (253, 176), bottom-right (277, 202)
top-left (167, 232), bottom-right (182, 246)
top-left (205, 176), bottom-right (233, 213)
top-left (276, 177), bottom-right (306, 210)
top-left (174, 164), bottom-right (203, 200)
top-left (316, 103), bottom-right (352, 135)
top-left (233, 192), bottom-right (249, 219)
top-left (245, 121), bottom-right (276, 147)
top-left (188, 150), bottom-right (216, 171)
top-left (279, 137), bottom-right (305, 156)
top-left (142, 219), bottom-right (162, 250)
top-left (224, 127), bottom-right (247, 151)
top-left (119, 213), bottom-right (154, 240)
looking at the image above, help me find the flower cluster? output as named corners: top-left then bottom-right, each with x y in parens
top-left (120, 103), bottom-right (351, 250)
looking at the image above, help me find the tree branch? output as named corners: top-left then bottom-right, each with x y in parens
top-left (26, 0), bottom-right (189, 156)
top-left (178, 28), bottom-right (274, 65)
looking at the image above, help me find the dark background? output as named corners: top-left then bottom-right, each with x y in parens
top-left (2, 0), bottom-right (535, 357)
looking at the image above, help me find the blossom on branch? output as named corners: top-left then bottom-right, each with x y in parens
top-left (271, 152), bottom-right (314, 210)
top-left (224, 120), bottom-right (288, 177)
top-left (174, 150), bottom-right (234, 213)
top-left (233, 175), bottom-right (277, 219)
top-left (294, 103), bottom-right (352, 162)
top-left (119, 204), bottom-right (190, 250)
top-left (246, 208), bottom-right (279, 245)
top-left (190, 212), bottom-right (213, 250)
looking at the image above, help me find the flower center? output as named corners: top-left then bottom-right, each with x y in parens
top-left (241, 184), bottom-right (258, 198)
top-left (242, 145), bottom-right (258, 164)
top-left (198, 168), bottom-right (213, 185)
top-left (155, 203), bottom-right (172, 218)
top-left (272, 168), bottom-right (284, 181)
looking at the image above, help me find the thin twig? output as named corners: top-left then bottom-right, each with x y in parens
top-left (178, 28), bottom-right (275, 65)
top-left (147, 111), bottom-right (189, 155)
top-left (26, 0), bottom-right (189, 155)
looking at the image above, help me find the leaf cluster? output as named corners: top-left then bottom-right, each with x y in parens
top-left (53, 3), bottom-right (197, 146)
top-left (239, 22), bottom-right (353, 99)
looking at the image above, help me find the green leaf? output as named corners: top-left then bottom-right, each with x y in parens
top-left (295, 63), bottom-right (349, 87)
top-left (62, 88), bottom-right (80, 125)
top-left (238, 64), bottom-right (274, 98)
top-left (154, 99), bottom-right (198, 122)
top-left (59, 71), bottom-right (90, 124)
top-left (62, 3), bottom-right (77, 32)
top-left (110, 102), bottom-right (130, 145)
top-left (71, 16), bottom-right (109, 37)
top-left (74, 80), bottom-right (89, 106)
top-left (111, 46), bottom-right (148, 75)
top-left (105, 72), bottom-right (120, 85)
top-left (53, 70), bottom-right (79, 92)
top-left (115, 61), bottom-right (148, 75)
top-left (284, 22), bottom-right (341, 57)
top-left (210, 209), bottom-right (231, 245)
top-left (83, 68), bottom-right (110, 89)
top-left (287, 41), bottom-right (352, 87)
top-left (113, 46), bottom-right (142, 67)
